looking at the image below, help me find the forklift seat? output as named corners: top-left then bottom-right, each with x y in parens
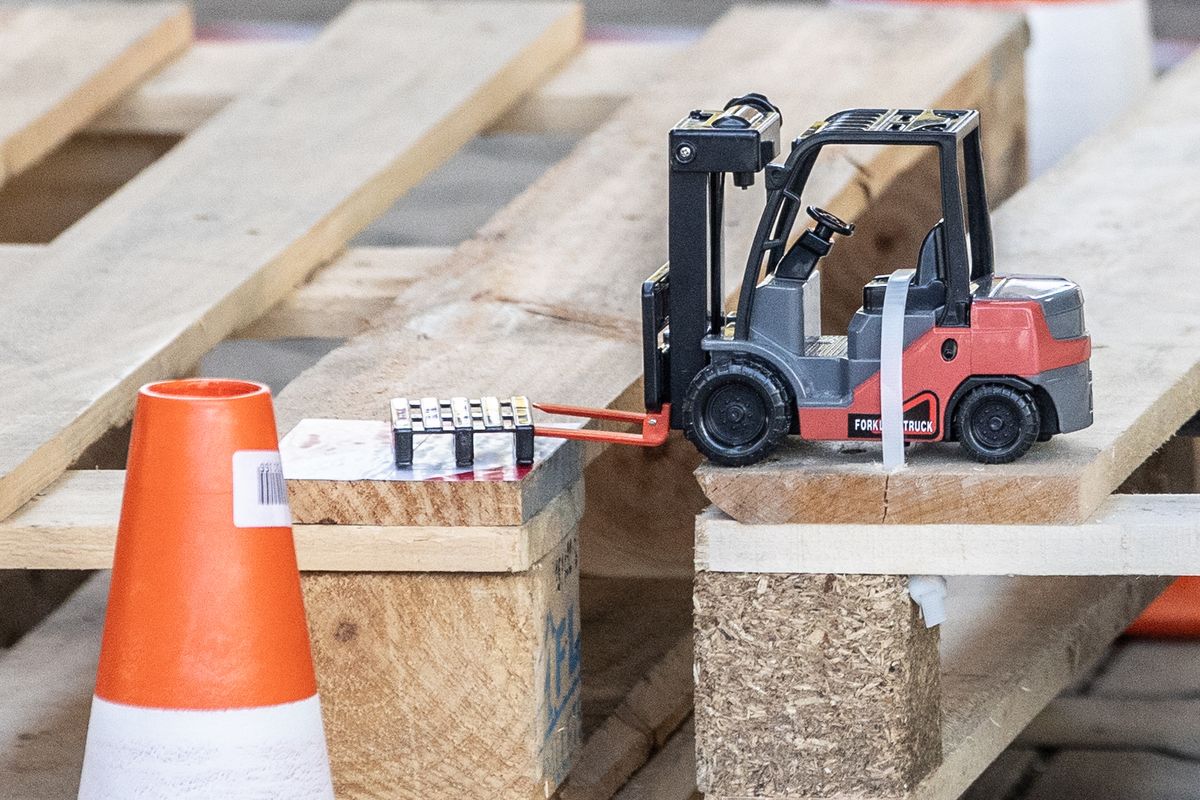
top-left (861, 222), bottom-right (948, 314)
top-left (915, 222), bottom-right (944, 286)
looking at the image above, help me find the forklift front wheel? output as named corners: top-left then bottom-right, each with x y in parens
top-left (682, 359), bottom-right (791, 467)
top-left (953, 384), bottom-right (1041, 464)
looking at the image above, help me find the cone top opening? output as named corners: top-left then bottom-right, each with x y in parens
top-left (141, 379), bottom-right (269, 400)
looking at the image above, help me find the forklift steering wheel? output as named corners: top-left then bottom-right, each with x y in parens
top-left (806, 206), bottom-right (855, 240)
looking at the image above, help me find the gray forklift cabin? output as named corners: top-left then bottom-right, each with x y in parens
top-left (740, 108), bottom-right (995, 332)
top-left (643, 102), bottom-right (995, 424)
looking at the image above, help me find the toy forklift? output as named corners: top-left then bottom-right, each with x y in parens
top-left (394, 95), bottom-right (1093, 469)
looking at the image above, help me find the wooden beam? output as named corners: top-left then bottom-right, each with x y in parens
top-left (0, 572), bottom-right (107, 799)
top-left (235, 246), bottom-right (452, 339)
top-left (0, 469), bottom-right (583, 572)
top-left (86, 40), bottom-right (304, 136)
top-left (693, 574), bottom-right (1170, 800)
top-left (87, 39), bottom-right (679, 138)
top-left (562, 626), bottom-right (692, 800)
top-left (612, 718), bottom-right (698, 800)
top-left (490, 40), bottom-right (679, 135)
top-left (0, 1), bottom-right (583, 522)
top-left (274, 5), bottom-right (1028, 540)
top-left (304, 529), bottom-right (582, 798)
top-left (696, 493), bottom-right (1200, 576)
top-left (696, 50), bottom-right (1200, 528)
top-left (0, 3), bottom-right (191, 184)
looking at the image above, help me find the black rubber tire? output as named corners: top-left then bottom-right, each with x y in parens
top-left (682, 359), bottom-right (791, 467)
top-left (954, 384), bottom-right (1041, 464)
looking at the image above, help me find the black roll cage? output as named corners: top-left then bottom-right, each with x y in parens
top-left (735, 109), bottom-right (995, 333)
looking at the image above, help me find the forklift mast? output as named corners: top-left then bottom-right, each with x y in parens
top-left (642, 95), bottom-right (782, 426)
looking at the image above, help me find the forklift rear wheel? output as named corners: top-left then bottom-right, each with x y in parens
top-left (683, 359), bottom-right (791, 467)
top-left (954, 384), bottom-right (1040, 464)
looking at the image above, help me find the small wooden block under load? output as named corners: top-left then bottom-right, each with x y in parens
top-left (694, 571), bottom-right (941, 799)
top-left (282, 420), bottom-right (584, 799)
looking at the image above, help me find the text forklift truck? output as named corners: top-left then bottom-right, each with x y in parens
top-left (391, 96), bottom-right (1093, 470)
top-left (636, 95), bottom-right (1093, 466)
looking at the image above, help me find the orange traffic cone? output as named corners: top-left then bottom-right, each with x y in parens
top-left (1127, 577), bottom-right (1200, 639)
top-left (78, 379), bottom-right (333, 799)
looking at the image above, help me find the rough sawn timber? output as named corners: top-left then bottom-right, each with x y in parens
top-left (695, 493), bottom-right (1200, 576)
top-left (696, 49), bottom-right (1200, 527)
top-left (0, 0), bottom-right (583, 522)
top-left (0, 3), bottom-right (191, 184)
top-left (88, 38), bottom-right (679, 138)
top-left (0, 470), bottom-right (585, 573)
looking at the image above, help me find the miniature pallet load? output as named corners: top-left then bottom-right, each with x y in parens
top-left (0, 3), bottom-right (1034, 800)
top-left (690, 50), bottom-right (1200, 800)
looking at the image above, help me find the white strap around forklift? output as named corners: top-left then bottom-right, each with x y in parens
top-left (880, 268), bottom-right (915, 471)
top-left (879, 268), bottom-right (949, 628)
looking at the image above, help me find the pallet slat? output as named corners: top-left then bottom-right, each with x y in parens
top-left (0, 2), bottom-right (191, 184)
top-left (234, 246), bottom-right (452, 339)
top-left (696, 493), bottom-right (1200, 575)
top-left (696, 49), bottom-right (1200, 528)
top-left (0, 573), bottom-right (107, 798)
top-left (0, 470), bottom-right (584, 572)
top-left (88, 39), bottom-right (677, 138)
top-left (0, 0), bottom-right (583, 523)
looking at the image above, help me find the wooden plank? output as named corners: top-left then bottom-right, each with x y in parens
top-left (691, 574), bottom-right (1169, 800)
top-left (0, 132), bottom-right (177, 244)
top-left (916, 576), bottom-right (1169, 800)
top-left (0, 469), bottom-right (583, 572)
top-left (613, 719), bottom-right (698, 800)
top-left (696, 50), bottom-right (1200, 528)
top-left (0, 1), bottom-right (583, 523)
top-left (235, 246), bottom-right (451, 339)
top-left (274, 6), bottom-right (1028, 536)
top-left (0, 3), bottom-right (191, 184)
top-left (305, 531), bottom-right (582, 798)
top-left (562, 614), bottom-right (692, 800)
top-left (0, 572), bottom-right (107, 799)
top-left (87, 39), bottom-right (680, 137)
top-left (696, 493), bottom-right (1200, 576)
top-left (87, 39), bottom-right (304, 136)
top-left (491, 40), bottom-right (679, 134)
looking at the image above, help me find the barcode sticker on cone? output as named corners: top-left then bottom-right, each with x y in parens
top-left (232, 450), bottom-right (292, 528)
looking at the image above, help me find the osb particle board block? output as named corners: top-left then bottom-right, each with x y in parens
top-left (0, 0), bottom-right (583, 523)
top-left (696, 51), bottom-right (1200, 527)
top-left (694, 573), bottom-right (941, 798)
top-left (0, 3), bottom-right (191, 183)
top-left (694, 493), bottom-right (1200, 576)
top-left (692, 574), bottom-right (1171, 800)
top-left (303, 532), bottom-right (582, 799)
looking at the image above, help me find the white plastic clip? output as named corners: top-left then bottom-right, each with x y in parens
top-left (908, 575), bottom-right (948, 628)
top-left (880, 269), bottom-right (915, 471)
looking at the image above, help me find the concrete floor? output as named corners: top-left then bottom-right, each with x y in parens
top-left (20, 0), bottom-right (1195, 796)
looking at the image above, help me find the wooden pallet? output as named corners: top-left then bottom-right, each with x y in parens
top-left (0, 2), bottom-right (1148, 799)
top-left (690, 49), bottom-right (1200, 800)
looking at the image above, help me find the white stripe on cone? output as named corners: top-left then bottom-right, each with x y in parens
top-left (78, 695), bottom-right (334, 799)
